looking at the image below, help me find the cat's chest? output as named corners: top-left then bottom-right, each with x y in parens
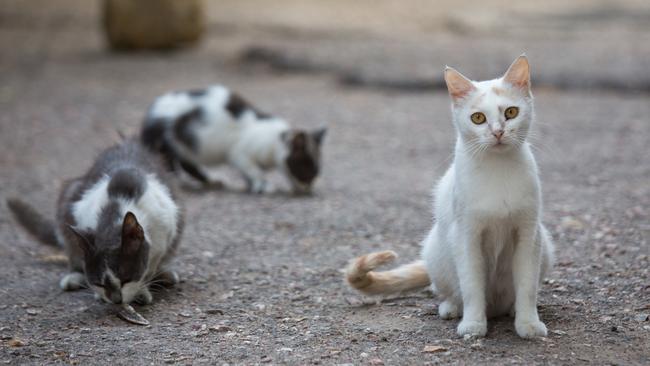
top-left (457, 162), bottom-right (538, 219)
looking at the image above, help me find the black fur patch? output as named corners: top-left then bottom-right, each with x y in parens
top-left (141, 118), bottom-right (167, 150)
top-left (173, 107), bottom-right (203, 152)
top-left (286, 133), bottom-right (319, 184)
top-left (107, 168), bottom-right (147, 199)
top-left (226, 92), bottom-right (271, 120)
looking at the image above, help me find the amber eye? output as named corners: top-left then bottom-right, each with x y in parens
top-left (504, 106), bottom-right (519, 120)
top-left (470, 112), bottom-right (486, 125)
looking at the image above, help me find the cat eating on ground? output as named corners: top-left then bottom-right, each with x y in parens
top-left (8, 140), bottom-right (183, 310)
top-left (141, 85), bottom-right (326, 194)
top-left (346, 55), bottom-right (554, 339)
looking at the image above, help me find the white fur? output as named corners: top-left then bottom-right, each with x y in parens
top-left (421, 60), bottom-right (554, 339)
top-left (149, 85), bottom-right (292, 193)
top-left (118, 174), bottom-right (179, 282)
top-left (71, 177), bottom-right (110, 230)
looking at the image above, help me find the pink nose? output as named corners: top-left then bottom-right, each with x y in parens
top-left (492, 130), bottom-right (504, 140)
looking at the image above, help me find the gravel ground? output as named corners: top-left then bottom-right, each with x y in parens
top-left (1, 1), bottom-right (649, 365)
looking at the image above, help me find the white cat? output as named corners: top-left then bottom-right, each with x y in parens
top-left (346, 55), bottom-right (554, 339)
top-left (141, 85), bottom-right (326, 194)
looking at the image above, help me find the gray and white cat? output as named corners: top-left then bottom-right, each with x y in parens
top-left (8, 140), bottom-right (182, 305)
top-left (141, 85), bottom-right (326, 194)
top-left (346, 56), bottom-right (554, 339)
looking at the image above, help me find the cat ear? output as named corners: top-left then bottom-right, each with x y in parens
top-left (503, 54), bottom-right (531, 91)
top-left (121, 212), bottom-right (144, 256)
top-left (444, 66), bottom-right (476, 102)
top-left (292, 131), bottom-right (307, 149)
top-left (311, 127), bottom-right (327, 145)
top-left (68, 225), bottom-right (93, 254)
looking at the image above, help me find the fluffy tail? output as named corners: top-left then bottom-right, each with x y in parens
top-left (346, 250), bottom-right (431, 296)
top-left (7, 198), bottom-right (60, 247)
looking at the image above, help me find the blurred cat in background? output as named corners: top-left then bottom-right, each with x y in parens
top-left (141, 85), bottom-right (326, 194)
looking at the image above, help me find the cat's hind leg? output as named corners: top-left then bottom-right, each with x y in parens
top-left (439, 300), bottom-right (462, 319)
top-left (59, 272), bottom-right (86, 291)
top-left (153, 269), bottom-right (180, 287)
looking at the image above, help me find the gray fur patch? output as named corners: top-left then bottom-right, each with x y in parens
top-left (107, 168), bottom-right (147, 200)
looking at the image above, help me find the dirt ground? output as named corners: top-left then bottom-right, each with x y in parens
top-left (1, 1), bottom-right (649, 365)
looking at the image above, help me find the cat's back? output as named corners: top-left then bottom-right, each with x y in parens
top-left (86, 139), bottom-right (169, 184)
top-left (147, 85), bottom-right (230, 123)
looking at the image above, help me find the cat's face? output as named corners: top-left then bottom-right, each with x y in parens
top-left (282, 128), bottom-right (326, 194)
top-left (445, 55), bottom-right (533, 153)
top-left (71, 212), bottom-right (149, 304)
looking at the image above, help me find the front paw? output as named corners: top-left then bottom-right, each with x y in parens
top-left (515, 320), bottom-right (547, 338)
top-left (457, 319), bottom-right (487, 338)
top-left (250, 180), bottom-right (274, 194)
top-left (134, 288), bottom-right (153, 305)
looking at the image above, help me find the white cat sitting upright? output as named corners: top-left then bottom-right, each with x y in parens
top-left (142, 85), bottom-right (326, 194)
top-left (346, 55), bottom-right (554, 339)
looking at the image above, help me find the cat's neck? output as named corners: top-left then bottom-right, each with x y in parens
top-left (454, 137), bottom-right (534, 168)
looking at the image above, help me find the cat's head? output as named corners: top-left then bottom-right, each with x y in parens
top-left (70, 212), bottom-right (150, 304)
top-left (444, 55), bottom-right (533, 153)
top-left (281, 127), bottom-right (327, 194)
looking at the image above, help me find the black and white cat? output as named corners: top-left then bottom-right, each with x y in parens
top-left (8, 140), bottom-right (183, 305)
top-left (141, 85), bottom-right (326, 194)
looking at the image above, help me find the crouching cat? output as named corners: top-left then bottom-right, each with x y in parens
top-left (141, 85), bottom-right (326, 194)
top-left (346, 55), bottom-right (554, 339)
top-left (8, 140), bottom-right (183, 305)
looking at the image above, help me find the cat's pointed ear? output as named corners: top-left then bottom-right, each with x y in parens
top-left (292, 131), bottom-right (307, 149)
top-left (68, 225), bottom-right (94, 254)
top-left (503, 54), bottom-right (531, 91)
top-left (444, 66), bottom-right (476, 102)
top-left (311, 127), bottom-right (327, 145)
top-left (121, 212), bottom-right (144, 256)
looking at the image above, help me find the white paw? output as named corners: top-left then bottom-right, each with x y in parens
top-left (439, 301), bottom-right (461, 320)
top-left (59, 273), bottom-right (86, 291)
top-left (250, 180), bottom-right (264, 194)
top-left (134, 288), bottom-right (153, 305)
top-left (457, 319), bottom-right (487, 338)
top-left (515, 320), bottom-right (547, 338)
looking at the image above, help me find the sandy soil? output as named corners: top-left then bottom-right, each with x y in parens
top-left (1, 1), bottom-right (648, 365)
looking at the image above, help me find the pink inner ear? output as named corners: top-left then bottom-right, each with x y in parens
top-left (504, 56), bottom-right (530, 89)
top-left (444, 67), bottom-right (476, 100)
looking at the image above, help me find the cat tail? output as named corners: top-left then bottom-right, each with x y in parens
top-left (346, 250), bottom-right (430, 296)
top-left (6, 198), bottom-right (61, 247)
top-left (141, 114), bottom-right (211, 184)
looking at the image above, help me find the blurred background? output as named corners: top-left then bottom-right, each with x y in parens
top-left (1, 1), bottom-right (649, 364)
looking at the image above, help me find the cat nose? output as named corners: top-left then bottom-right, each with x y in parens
top-left (492, 130), bottom-right (504, 140)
